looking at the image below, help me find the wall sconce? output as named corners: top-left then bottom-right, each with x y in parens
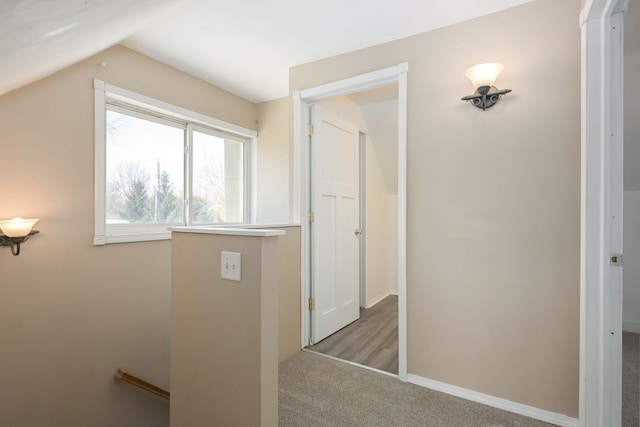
top-left (0, 218), bottom-right (40, 256)
top-left (461, 62), bottom-right (512, 110)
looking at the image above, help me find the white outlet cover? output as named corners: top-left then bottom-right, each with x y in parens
top-left (221, 251), bottom-right (241, 281)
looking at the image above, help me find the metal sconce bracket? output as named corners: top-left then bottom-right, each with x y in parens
top-left (461, 85), bottom-right (512, 111)
top-left (0, 230), bottom-right (39, 256)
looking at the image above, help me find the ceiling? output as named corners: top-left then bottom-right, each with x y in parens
top-left (3, 0), bottom-right (534, 103)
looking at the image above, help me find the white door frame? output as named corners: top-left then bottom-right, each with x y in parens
top-left (580, 0), bottom-right (627, 426)
top-left (293, 62), bottom-right (409, 380)
top-left (359, 132), bottom-right (368, 309)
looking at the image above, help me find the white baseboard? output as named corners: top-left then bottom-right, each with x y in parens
top-left (407, 374), bottom-right (578, 427)
top-left (366, 292), bottom-right (393, 308)
top-left (623, 319), bottom-right (640, 333)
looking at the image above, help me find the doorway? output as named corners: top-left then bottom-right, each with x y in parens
top-left (293, 63), bottom-right (408, 381)
top-left (304, 88), bottom-right (400, 375)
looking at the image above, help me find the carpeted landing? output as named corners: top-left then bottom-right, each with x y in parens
top-left (622, 331), bottom-right (639, 427)
top-left (279, 351), bottom-right (555, 427)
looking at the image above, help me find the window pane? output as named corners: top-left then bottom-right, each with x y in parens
top-left (106, 109), bottom-right (184, 227)
top-left (192, 131), bottom-right (244, 223)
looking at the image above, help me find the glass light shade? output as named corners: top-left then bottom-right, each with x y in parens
top-left (0, 218), bottom-right (40, 238)
top-left (465, 63), bottom-right (505, 89)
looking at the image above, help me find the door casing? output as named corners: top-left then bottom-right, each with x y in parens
top-left (580, 0), bottom-right (627, 425)
top-left (359, 132), bottom-right (367, 309)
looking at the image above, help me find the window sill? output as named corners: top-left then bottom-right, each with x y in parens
top-left (93, 231), bottom-right (171, 246)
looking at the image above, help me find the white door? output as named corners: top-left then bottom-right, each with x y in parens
top-left (310, 104), bottom-right (361, 344)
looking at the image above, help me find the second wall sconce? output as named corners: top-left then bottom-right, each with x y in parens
top-left (0, 218), bottom-right (40, 256)
top-left (461, 62), bottom-right (512, 110)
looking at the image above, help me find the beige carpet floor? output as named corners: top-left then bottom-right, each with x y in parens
top-left (623, 331), bottom-right (639, 427)
top-left (279, 351), bottom-right (556, 427)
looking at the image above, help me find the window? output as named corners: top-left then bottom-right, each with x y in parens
top-left (94, 80), bottom-right (256, 244)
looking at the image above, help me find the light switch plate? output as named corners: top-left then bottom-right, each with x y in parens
top-left (221, 251), bottom-right (241, 281)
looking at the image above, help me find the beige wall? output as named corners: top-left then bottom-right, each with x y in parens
top-left (290, 0), bottom-right (581, 417)
top-left (171, 231), bottom-right (279, 427)
top-left (276, 226), bottom-right (302, 362)
top-left (256, 98), bottom-right (290, 224)
top-left (357, 94), bottom-right (400, 300)
top-left (0, 45), bottom-right (257, 426)
top-left (363, 133), bottom-right (397, 305)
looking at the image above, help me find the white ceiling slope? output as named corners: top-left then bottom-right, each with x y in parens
top-left (2, 0), bottom-right (534, 103)
top-left (0, 0), bottom-right (188, 97)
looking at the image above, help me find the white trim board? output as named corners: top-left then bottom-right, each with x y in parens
top-left (407, 374), bottom-right (578, 427)
top-left (366, 291), bottom-right (395, 309)
top-left (294, 62), bottom-right (408, 382)
top-left (168, 226), bottom-right (285, 237)
top-left (579, 1), bottom-right (628, 426)
top-left (298, 64), bottom-right (409, 102)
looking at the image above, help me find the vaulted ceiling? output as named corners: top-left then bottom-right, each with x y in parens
top-left (3, 0), bottom-right (534, 103)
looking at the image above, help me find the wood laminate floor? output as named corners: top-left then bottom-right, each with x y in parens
top-left (306, 295), bottom-right (398, 374)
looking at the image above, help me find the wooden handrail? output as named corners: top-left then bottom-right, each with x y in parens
top-left (114, 368), bottom-right (170, 401)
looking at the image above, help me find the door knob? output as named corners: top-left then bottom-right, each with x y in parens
top-left (355, 228), bottom-right (362, 236)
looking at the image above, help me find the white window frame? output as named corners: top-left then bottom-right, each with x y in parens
top-left (93, 79), bottom-right (257, 245)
